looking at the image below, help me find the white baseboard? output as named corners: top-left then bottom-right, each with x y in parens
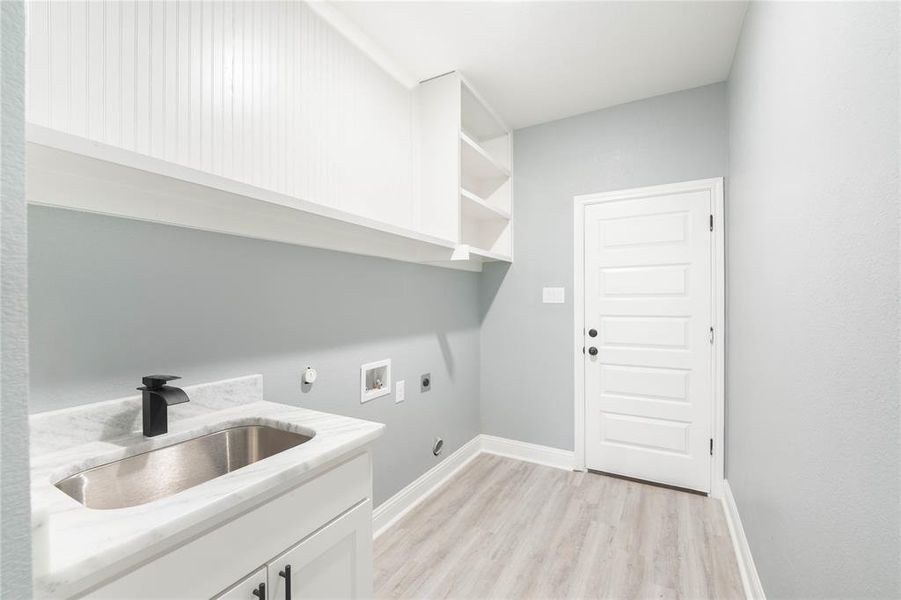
top-left (372, 435), bottom-right (482, 538)
top-left (373, 435), bottom-right (574, 538)
top-left (722, 480), bottom-right (766, 600)
top-left (479, 434), bottom-right (575, 470)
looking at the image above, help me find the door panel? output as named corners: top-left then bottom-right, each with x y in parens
top-left (584, 188), bottom-right (712, 492)
top-left (601, 265), bottom-right (689, 296)
top-left (600, 316), bottom-right (690, 349)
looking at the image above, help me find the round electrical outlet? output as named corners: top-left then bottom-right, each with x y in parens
top-left (432, 437), bottom-right (444, 456)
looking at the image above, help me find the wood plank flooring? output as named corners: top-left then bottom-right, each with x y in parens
top-left (375, 454), bottom-right (743, 599)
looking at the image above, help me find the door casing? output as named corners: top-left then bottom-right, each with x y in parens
top-left (573, 177), bottom-right (725, 499)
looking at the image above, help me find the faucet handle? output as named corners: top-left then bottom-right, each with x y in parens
top-left (139, 375), bottom-right (181, 390)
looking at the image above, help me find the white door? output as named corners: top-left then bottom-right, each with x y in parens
top-left (583, 184), bottom-right (713, 492)
top-left (268, 500), bottom-right (373, 600)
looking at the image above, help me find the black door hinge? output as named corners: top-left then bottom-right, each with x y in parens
top-left (709, 214), bottom-right (714, 232)
top-left (709, 438), bottom-right (714, 455)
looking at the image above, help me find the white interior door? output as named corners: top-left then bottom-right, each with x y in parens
top-left (583, 185), bottom-right (713, 492)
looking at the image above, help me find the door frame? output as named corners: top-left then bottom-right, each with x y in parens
top-left (572, 177), bottom-right (725, 498)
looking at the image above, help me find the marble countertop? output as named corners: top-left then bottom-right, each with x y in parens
top-left (30, 376), bottom-right (385, 598)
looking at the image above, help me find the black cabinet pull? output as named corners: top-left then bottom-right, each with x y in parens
top-left (252, 582), bottom-right (266, 600)
top-left (279, 565), bottom-right (292, 599)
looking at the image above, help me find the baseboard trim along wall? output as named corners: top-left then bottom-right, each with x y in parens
top-left (373, 435), bottom-right (575, 538)
top-left (722, 480), bottom-right (766, 600)
top-left (372, 436), bottom-right (483, 538)
top-left (479, 434), bottom-right (576, 470)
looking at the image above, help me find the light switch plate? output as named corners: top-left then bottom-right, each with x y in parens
top-left (542, 287), bottom-right (565, 304)
top-left (395, 380), bottom-right (405, 403)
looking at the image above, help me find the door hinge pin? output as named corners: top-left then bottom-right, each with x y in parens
top-left (709, 214), bottom-right (714, 232)
top-left (710, 438), bottom-right (714, 455)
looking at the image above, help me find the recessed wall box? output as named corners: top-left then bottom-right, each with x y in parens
top-left (361, 359), bottom-right (392, 403)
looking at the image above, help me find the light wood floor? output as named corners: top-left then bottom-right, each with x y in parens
top-left (375, 454), bottom-right (743, 600)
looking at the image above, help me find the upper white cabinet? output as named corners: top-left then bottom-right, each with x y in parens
top-left (24, 1), bottom-right (512, 271)
top-left (26, 0), bottom-right (413, 227)
top-left (417, 72), bottom-right (513, 262)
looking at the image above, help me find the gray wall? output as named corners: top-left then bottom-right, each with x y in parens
top-left (29, 206), bottom-right (481, 506)
top-left (727, 2), bottom-right (900, 598)
top-left (0, 1), bottom-right (32, 596)
top-left (480, 83), bottom-right (729, 450)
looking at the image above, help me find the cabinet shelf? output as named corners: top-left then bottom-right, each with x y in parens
top-left (26, 124), bottom-right (493, 272)
top-left (460, 188), bottom-right (511, 221)
top-left (468, 246), bottom-right (512, 262)
top-left (460, 131), bottom-right (510, 183)
top-left (450, 244), bottom-right (512, 264)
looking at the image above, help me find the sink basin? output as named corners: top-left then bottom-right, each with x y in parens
top-left (55, 425), bottom-right (314, 510)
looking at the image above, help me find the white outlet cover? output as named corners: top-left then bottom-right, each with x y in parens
top-left (395, 380), bottom-right (405, 403)
top-left (542, 287), bottom-right (565, 304)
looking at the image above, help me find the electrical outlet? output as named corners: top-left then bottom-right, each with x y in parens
top-left (395, 380), bottom-right (405, 403)
top-left (421, 373), bottom-right (431, 392)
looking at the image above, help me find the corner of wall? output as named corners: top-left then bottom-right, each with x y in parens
top-left (0, 0), bottom-right (33, 596)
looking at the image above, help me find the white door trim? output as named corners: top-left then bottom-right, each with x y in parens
top-left (572, 177), bottom-right (725, 499)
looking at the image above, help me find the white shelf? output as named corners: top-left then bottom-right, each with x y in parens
top-left (460, 188), bottom-right (511, 221)
top-left (26, 124), bottom-right (491, 272)
top-left (469, 246), bottom-right (512, 262)
top-left (461, 80), bottom-right (508, 141)
top-left (460, 131), bottom-right (510, 182)
top-left (450, 244), bottom-right (512, 264)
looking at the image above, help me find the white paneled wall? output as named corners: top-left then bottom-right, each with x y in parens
top-left (26, 0), bottom-right (414, 229)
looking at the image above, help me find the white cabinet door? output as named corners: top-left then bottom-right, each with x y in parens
top-left (214, 567), bottom-right (267, 600)
top-left (268, 501), bottom-right (372, 600)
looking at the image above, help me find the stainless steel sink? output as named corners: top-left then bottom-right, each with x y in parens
top-left (55, 425), bottom-right (314, 510)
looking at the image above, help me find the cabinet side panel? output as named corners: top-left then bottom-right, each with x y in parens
top-left (416, 73), bottom-right (461, 243)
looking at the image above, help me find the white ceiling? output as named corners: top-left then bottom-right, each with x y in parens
top-left (331, 1), bottom-right (749, 130)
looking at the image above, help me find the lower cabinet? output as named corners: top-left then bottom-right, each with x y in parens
top-left (214, 501), bottom-right (372, 600)
top-left (85, 452), bottom-right (373, 600)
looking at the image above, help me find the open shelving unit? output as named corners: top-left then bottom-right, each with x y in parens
top-left (417, 72), bottom-right (513, 264)
top-left (459, 79), bottom-right (513, 261)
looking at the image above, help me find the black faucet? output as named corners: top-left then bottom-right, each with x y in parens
top-left (138, 375), bottom-right (190, 437)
